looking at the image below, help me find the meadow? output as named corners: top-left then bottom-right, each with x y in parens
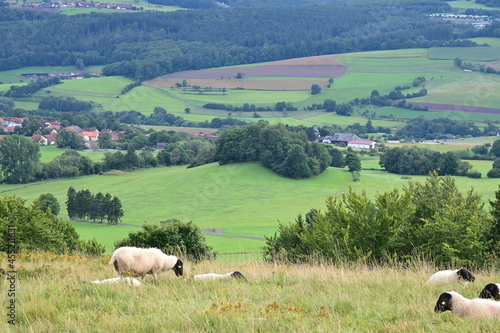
top-left (2, 252), bottom-right (500, 332)
top-left (1, 149), bottom-right (498, 258)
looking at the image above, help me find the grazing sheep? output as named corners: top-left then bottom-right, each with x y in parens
top-left (434, 291), bottom-right (500, 318)
top-left (479, 283), bottom-right (500, 300)
top-left (425, 268), bottom-right (475, 285)
top-left (194, 271), bottom-right (246, 281)
top-left (89, 277), bottom-right (142, 286)
top-left (109, 247), bottom-right (183, 282)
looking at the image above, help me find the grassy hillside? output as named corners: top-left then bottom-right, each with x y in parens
top-left (1, 156), bottom-right (497, 257)
top-left (2, 252), bottom-right (500, 332)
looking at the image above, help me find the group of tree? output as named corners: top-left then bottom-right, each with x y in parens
top-left (114, 220), bottom-right (217, 262)
top-left (379, 146), bottom-right (480, 177)
top-left (1, 77), bottom-right (61, 98)
top-left (0, 196), bottom-right (105, 256)
top-left (216, 122), bottom-right (332, 179)
top-left (66, 187), bottom-right (124, 224)
top-left (38, 96), bottom-right (92, 112)
top-left (264, 174), bottom-right (498, 268)
top-left (454, 57), bottom-right (500, 75)
top-left (396, 116), bottom-right (486, 139)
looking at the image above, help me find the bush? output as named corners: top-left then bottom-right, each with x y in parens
top-left (114, 221), bottom-right (217, 262)
top-left (264, 173), bottom-right (493, 267)
top-left (467, 171), bottom-right (482, 179)
top-left (487, 168), bottom-right (500, 178)
top-left (0, 196), bottom-right (104, 256)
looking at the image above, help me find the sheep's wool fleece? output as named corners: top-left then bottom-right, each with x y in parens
top-left (110, 247), bottom-right (178, 276)
top-left (426, 270), bottom-right (461, 284)
top-left (449, 291), bottom-right (500, 318)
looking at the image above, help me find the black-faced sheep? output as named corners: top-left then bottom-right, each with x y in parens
top-left (109, 247), bottom-right (183, 282)
top-left (194, 271), bottom-right (246, 281)
top-left (479, 283), bottom-right (500, 300)
top-left (434, 291), bottom-right (500, 318)
top-left (90, 277), bottom-right (142, 286)
top-left (425, 268), bottom-right (475, 285)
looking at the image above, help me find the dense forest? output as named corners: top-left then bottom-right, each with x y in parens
top-left (0, 0), bottom-right (495, 80)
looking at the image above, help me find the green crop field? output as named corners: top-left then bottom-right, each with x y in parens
top-left (4, 252), bottom-right (500, 332)
top-left (447, 0), bottom-right (490, 9)
top-left (1, 159), bottom-right (497, 257)
top-left (429, 47), bottom-right (500, 61)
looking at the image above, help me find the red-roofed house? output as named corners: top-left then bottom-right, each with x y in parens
top-left (347, 140), bottom-right (377, 150)
top-left (31, 134), bottom-right (48, 145)
top-left (80, 131), bottom-right (99, 142)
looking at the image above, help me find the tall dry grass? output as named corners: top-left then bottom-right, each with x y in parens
top-left (1, 252), bottom-right (500, 332)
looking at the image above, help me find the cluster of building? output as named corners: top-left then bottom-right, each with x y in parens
top-left (0, 117), bottom-right (123, 149)
top-left (21, 71), bottom-right (102, 80)
top-left (19, 1), bottom-right (139, 11)
top-left (428, 13), bottom-right (495, 28)
top-left (318, 133), bottom-right (377, 150)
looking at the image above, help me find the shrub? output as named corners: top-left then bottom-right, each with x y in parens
top-left (487, 168), bottom-right (500, 178)
top-left (114, 221), bottom-right (217, 262)
top-left (467, 171), bottom-right (482, 179)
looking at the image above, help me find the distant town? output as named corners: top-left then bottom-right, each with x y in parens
top-left (21, 71), bottom-right (102, 80)
top-left (16, 1), bottom-right (140, 11)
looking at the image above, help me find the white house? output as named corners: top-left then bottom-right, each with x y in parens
top-left (347, 140), bottom-right (377, 150)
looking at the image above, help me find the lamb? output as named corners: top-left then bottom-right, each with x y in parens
top-left (194, 271), bottom-right (246, 281)
top-left (89, 277), bottom-right (142, 286)
top-left (434, 291), bottom-right (500, 318)
top-left (109, 246), bottom-right (183, 282)
top-left (479, 283), bottom-right (500, 300)
top-left (425, 268), bottom-right (475, 285)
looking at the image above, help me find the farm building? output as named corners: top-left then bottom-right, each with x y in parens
top-left (319, 133), bottom-right (361, 145)
top-left (348, 140), bottom-right (377, 150)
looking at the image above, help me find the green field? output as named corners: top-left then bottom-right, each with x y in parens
top-left (1, 159), bottom-right (498, 256)
top-left (447, 0), bottom-right (490, 9)
top-left (429, 47), bottom-right (500, 61)
top-left (5, 252), bottom-right (500, 332)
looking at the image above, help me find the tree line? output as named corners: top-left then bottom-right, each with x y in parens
top-left (0, 0), bottom-right (483, 81)
top-left (1, 77), bottom-right (61, 98)
top-left (66, 187), bottom-right (124, 224)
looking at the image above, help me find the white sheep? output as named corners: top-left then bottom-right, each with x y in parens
top-left (194, 271), bottom-right (246, 281)
top-left (434, 291), bottom-right (500, 318)
top-left (89, 277), bottom-right (142, 286)
top-left (425, 268), bottom-right (475, 285)
top-left (109, 246), bottom-right (183, 282)
top-left (479, 283), bottom-right (500, 300)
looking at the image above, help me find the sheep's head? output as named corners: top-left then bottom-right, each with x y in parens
top-left (173, 259), bottom-right (183, 277)
top-left (457, 268), bottom-right (475, 282)
top-left (231, 271), bottom-right (246, 280)
top-left (434, 292), bottom-right (453, 313)
top-left (479, 283), bottom-right (500, 300)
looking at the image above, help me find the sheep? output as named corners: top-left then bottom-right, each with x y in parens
top-left (425, 268), bottom-right (475, 285)
top-left (194, 271), bottom-right (246, 281)
top-left (89, 277), bottom-right (143, 286)
top-left (479, 283), bottom-right (500, 300)
top-left (434, 291), bottom-right (500, 318)
top-left (109, 246), bottom-right (183, 282)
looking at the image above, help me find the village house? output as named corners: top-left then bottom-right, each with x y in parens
top-left (347, 140), bottom-right (377, 150)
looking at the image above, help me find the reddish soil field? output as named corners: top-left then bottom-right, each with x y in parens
top-left (486, 60), bottom-right (500, 71)
top-left (393, 101), bottom-right (500, 114)
top-left (147, 54), bottom-right (346, 91)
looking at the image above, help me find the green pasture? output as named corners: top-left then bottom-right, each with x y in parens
top-left (1, 161), bottom-right (498, 256)
top-left (471, 37), bottom-right (500, 47)
top-left (39, 146), bottom-right (111, 163)
top-left (447, 0), bottom-right (490, 9)
top-left (168, 87), bottom-right (310, 105)
top-left (429, 47), bottom-right (500, 61)
top-left (412, 70), bottom-right (500, 109)
top-left (371, 106), bottom-right (500, 123)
